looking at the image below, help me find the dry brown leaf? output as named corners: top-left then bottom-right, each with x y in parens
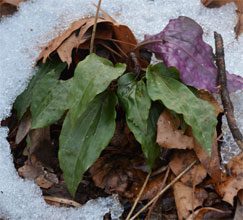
top-left (234, 199), bottom-right (243, 220)
top-left (173, 181), bottom-right (208, 220)
top-left (187, 207), bottom-right (231, 220)
top-left (157, 110), bottom-right (194, 150)
top-left (89, 149), bottom-right (147, 199)
top-left (38, 18), bottom-right (88, 63)
top-left (169, 150), bottom-right (207, 186)
top-left (35, 173), bottom-right (58, 189)
top-left (198, 90), bottom-right (223, 116)
top-left (138, 173), bottom-right (166, 201)
top-left (216, 153), bottom-right (243, 205)
top-left (18, 160), bottom-right (43, 180)
top-left (235, 0), bottom-right (243, 38)
top-left (38, 14), bottom-right (137, 66)
top-left (0, 0), bottom-right (24, 6)
top-left (201, 0), bottom-right (243, 38)
top-left (193, 132), bottom-right (222, 182)
top-left (201, 0), bottom-right (234, 7)
top-left (15, 113), bottom-right (31, 144)
top-left (0, 0), bottom-right (25, 17)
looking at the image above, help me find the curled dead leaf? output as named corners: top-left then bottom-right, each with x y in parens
top-left (216, 153), bottom-right (243, 205)
top-left (169, 150), bottom-right (207, 186)
top-left (187, 207), bottom-right (232, 220)
top-left (15, 113), bottom-right (31, 144)
top-left (38, 15), bottom-right (137, 66)
top-left (89, 148), bottom-right (147, 199)
top-left (157, 110), bottom-right (194, 150)
top-left (198, 90), bottom-right (223, 116)
top-left (173, 181), bottom-right (208, 220)
top-left (201, 0), bottom-right (234, 8)
top-left (0, 0), bottom-right (25, 17)
top-left (234, 0), bottom-right (243, 38)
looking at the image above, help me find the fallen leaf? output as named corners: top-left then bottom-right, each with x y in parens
top-left (169, 150), bottom-right (207, 186)
top-left (216, 153), bottom-right (243, 205)
top-left (157, 110), bottom-right (194, 150)
top-left (187, 207), bottom-right (232, 220)
top-left (38, 15), bottom-right (137, 66)
top-left (173, 181), bottom-right (208, 220)
top-left (234, 199), bottom-right (243, 220)
top-left (35, 173), bottom-right (58, 189)
top-left (235, 0), bottom-right (243, 38)
top-left (90, 149), bottom-right (147, 199)
top-left (15, 112), bottom-right (31, 144)
top-left (201, 0), bottom-right (234, 7)
top-left (193, 132), bottom-right (222, 181)
top-left (197, 90), bottom-right (223, 116)
top-left (18, 160), bottom-right (43, 180)
top-left (0, 0), bottom-right (24, 6)
top-left (0, 0), bottom-right (25, 17)
top-left (144, 16), bottom-right (243, 93)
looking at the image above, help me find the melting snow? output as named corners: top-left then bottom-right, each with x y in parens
top-left (0, 0), bottom-right (242, 219)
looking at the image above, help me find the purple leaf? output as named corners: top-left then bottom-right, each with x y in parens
top-left (144, 16), bottom-right (243, 93)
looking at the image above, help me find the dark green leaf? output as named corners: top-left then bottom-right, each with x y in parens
top-left (59, 92), bottom-right (117, 196)
top-left (69, 53), bottom-right (126, 121)
top-left (31, 77), bottom-right (72, 129)
top-left (117, 73), bottom-right (160, 169)
top-left (146, 63), bottom-right (217, 153)
top-left (14, 61), bottom-right (66, 119)
top-left (150, 63), bottom-right (180, 80)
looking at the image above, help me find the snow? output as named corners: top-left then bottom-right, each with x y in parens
top-left (0, 0), bottom-right (242, 219)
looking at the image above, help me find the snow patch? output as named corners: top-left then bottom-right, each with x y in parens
top-left (0, 0), bottom-right (242, 219)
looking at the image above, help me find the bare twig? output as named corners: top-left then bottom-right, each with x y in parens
top-left (214, 32), bottom-right (243, 151)
top-left (125, 172), bottom-right (151, 220)
top-left (90, 0), bottom-right (102, 54)
top-left (130, 160), bottom-right (197, 220)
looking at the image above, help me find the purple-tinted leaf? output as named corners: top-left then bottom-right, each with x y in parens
top-left (144, 16), bottom-right (243, 93)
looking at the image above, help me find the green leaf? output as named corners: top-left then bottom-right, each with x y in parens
top-left (151, 63), bottom-right (180, 80)
top-left (31, 76), bottom-right (73, 129)
top-left (59, 92), bottom-right (117, 196)
top-left (117, 73), bottom-right (160, 169)
top-left (146, 64), bottom-right (217, 153)
top-left (14, 61), bottom-right (66, 119)
top-left (69, 53), bottom-right (126, 120)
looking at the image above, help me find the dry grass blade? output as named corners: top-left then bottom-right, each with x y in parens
top-left (44, 196), bottom-right (81, 207)
top-left (125, 172), bottom-right (151, 220)
top-left (129, 160), bottom-right (197, 220)
top-left (90, 0), bottom-right (102, 53)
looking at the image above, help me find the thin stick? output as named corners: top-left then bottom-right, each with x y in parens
top-left (214, 32), bottom-right (243, 151)
top-left (125, 172), bottom-right (151, 220)
top-left (146, 167), bottom-right (170, 220)
top-left (90, 0), bottom-right (102, 54)
top-left (44, 196), bottom-right (81, 207)
top-left (130, 160), bottom-right (197, 220)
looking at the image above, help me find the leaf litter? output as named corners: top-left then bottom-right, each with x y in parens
top-left (1, 0), bottom-right (243, 220)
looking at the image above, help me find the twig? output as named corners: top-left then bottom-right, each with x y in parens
top-left (130, 160), bottom-right (197, 220)
top-left (90, 0), bottom-right (102, 54)
top-left (146, 167), bottom-right (170, 220)
top-left (44, 196), bottom-right (81, 207)
top-left (125, 172), bottom-right (151, 220)
top-left (214, 32), bottom-right (243, 151)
